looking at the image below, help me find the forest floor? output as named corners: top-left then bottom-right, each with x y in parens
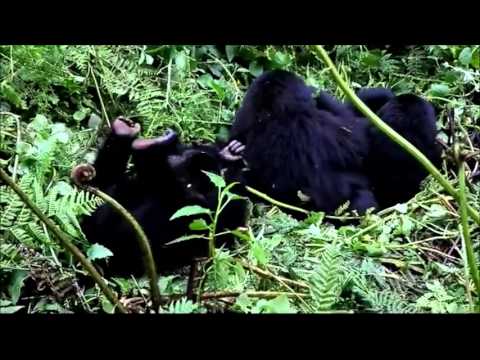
top-left (0, 45), bottom-right (479, 313)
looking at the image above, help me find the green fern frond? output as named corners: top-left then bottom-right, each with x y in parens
top-left (309, 244), bottom-right (344, 311)
top-left (165, 298), bottom-right (199, 314)
top-left (361, 290), bottom-right (415, 313)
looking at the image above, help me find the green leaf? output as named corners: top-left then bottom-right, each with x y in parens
top-left (0, 305), bottom-right (24, 314)
top-left (87, 243), bottom-right (114, 261)
top-left (393, 203), bottom-right (408, 214)
top-left (175, 51), bottom-right (188, 74)
top-left (189, 218), bottom-right (209, 231)
top-left (210, 80), bottom-right (226, 100)
top-left (54, 181), bottom-right (74, 196)
top-left (427, 204), bottom-right (448, 218)
top-left (158, 275), bottom-right (177, 293)
top-left (458, 47), bottom-right (472, 66)
top-left (138, 52), bottom-right (145, 65)
top-left (51, 123), bottom-right (70, 143)
top-left (8, 270), bottom-right (28, 304)
top-left (202, 171), bottom-right (225, 188)
top-left (234, 293), bottom-right (253, 312)
top-left (170, 205), bottom-right (211, 220)
top-left (101, 297), bottom-right (116, 314)
top-left (249, 61), bottom-right (263, 77)
top-left (225, 45), bottom-right (238, 62)
top-left (271, 51), bottom-right (292, 68)
top-left (471, 49), bottom-right (480, 69)
top-left (230, 229), bottom-right (251, 243)
top-left (208, 64), bottom-right (223, 78)
top-left (398, 215), bottom-right (414, 236)
top-left (73, 110), bottom-right (87, 122)
top-left (257, 295), bottom-right (295, 314)
top-left (0, 83), bottom-right (25, 108)
top-left (428, 83), bottom-right (450, 97)
top-left (197, 73), bottom-right (213, 89)
top-left (251, 242), bottom-right (268, 265)
top-left (88, 113), bottom-right (102, 130)
top-left (145, 54), bottom-right (154, 66)
top-left (30, 114), bottom-right (49, 131)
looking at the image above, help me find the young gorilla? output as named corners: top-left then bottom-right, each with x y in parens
top-left (228, 70), bottom-right (378, 217)
top-left (73, 117), bottom-right (247, 277)
top-left (316, 86), bottom-right (442, 209)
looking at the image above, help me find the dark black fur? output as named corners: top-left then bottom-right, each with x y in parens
top-left (317, 86), bottom-right (442, 208)
top-left (229, 70), bottom-right (377, 216)
top-left (79, 118), bottom-right (247, 276)
top-left (360, 92), bottom-right (442, 207)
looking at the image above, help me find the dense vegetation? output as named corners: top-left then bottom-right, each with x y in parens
top-left (0, 45), bottom-right (479, 314)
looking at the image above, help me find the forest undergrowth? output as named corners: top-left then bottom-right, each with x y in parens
top-left (0, 45), bottom-right (479, 313)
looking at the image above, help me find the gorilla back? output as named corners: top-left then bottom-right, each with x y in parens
top-left (230, 70), bottom-right (377, 216)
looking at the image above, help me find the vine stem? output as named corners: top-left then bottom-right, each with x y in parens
top-left (200, 291), bottom-right (308, 300)
top-left (237, 259), bottom-right (309, 290)
top-left (84, 186), bottom-right (162, 312)
top-left (458, 160), bottom-right (480, 306)
top-left (245, 186), bottom-right (309, 215)
top-left (0, 167), bottom-right (128, 314)
top-left (310, 45), bottom-right (480, 227)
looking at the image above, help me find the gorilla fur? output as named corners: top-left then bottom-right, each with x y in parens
top-left (317, 85), bottom-right (442, 208)
top-left (228, 69), bottom-right (377, 216)
top-left (75, 117), bottom-right (247, 276)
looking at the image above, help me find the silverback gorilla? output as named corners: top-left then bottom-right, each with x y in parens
top-left (74, 117), bottom-right (247, 276)
top-left (229, 69), bottom-right (442, 215)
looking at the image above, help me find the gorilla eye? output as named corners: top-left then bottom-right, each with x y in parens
top-left (186, 183), bottom-right (192, 189)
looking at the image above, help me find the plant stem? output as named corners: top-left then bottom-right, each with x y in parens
top-left (458, 161), bottom-right (480, 306)
top-left (0, 167), bottom-right (128, 314)
top-left (85, 186), bottom-right (163, 311)
top-left (237, 259), bottom-right (309, 290)
top-left (245, 186), bottom-right (309, 215)
top-left (200, 291), bottom-right (308, 300)
top-left (311, 45), bottom-right (480, 227)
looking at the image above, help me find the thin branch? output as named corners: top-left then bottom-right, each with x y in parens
top-left (237, 259), bottom-right (309, 290)
top-left (458, 159), bottom-right (480, 305)
top-left (0, 167), bottom-right (128, 314)
top-left (245, 186), bottom-right (309, 215)
top-left (83, 185), bottom-right (162, 311)
top-left (200, 291), bottom-right (308, 300)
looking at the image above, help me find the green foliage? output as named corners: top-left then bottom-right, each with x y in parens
top-left (1, 45), bottom-right (480, 313)
top-left (309, 244), bottom-right (344, 311)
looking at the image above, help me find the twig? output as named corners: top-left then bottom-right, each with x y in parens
top-left (0, 112), bottom-right (21, 181)
top-left (237, 259), bottom-right (309, 290)
top-left (0, 167), bottom-right (128, 314)
top-left (89, 56), bottom-right (110, 129)
top-left (310, 45), bottom-right (480, 227)
top-left (12, 114), bottom-right (20, 182)
top-left (200, 291), bottom-right (308, 300)
top-left (245, 186), bottom-right (309, 215)
top-left (165, 57), bottom-right (172, 106)
top-left (84, 185), bottom-right (162, 311)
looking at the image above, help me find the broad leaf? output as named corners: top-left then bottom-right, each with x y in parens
top-left (170, 205), bottom-right (211, 220)
top-left (87, 243), bottom-right (114, 261)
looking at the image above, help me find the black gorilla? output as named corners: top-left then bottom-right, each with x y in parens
top-left (228, 70), bottom-right (378, 216)
top-left (317, 86), bottom-right (442, 209)
top-left (74, 117), bottom-right (247, 276)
